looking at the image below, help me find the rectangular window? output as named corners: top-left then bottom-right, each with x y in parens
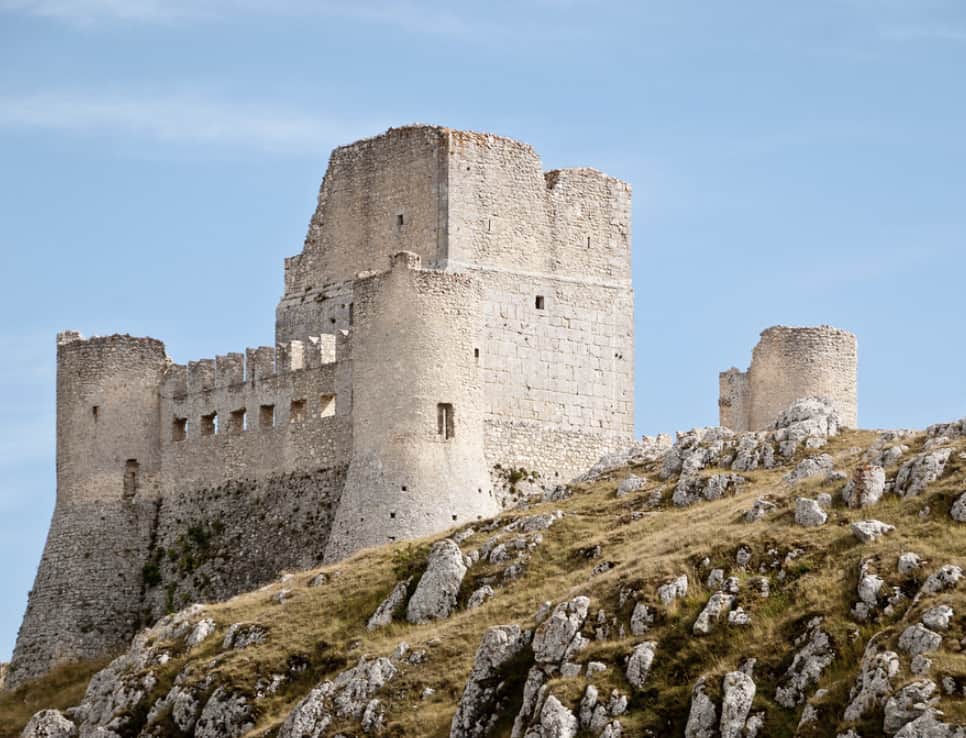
top-left (229, 408), bottom-right (246, 434)
top-left (172, 417), bottom-right (187, 442)
top-left (348, 302), bottom-right (354, 326)
top-left (92, 405), bottom-right (99, 422)
top-left (290, 399), bottom-right (306, 424)
top-left (123, 459), bottom-right (139, 497)
top-left (320, 394), bottom-right (336, 418)
top-left (259, 404), bottom-right (275, 430)
top-left (535, 295), bottom-right (545, 310)
top-left (437, 403), bottom-right (455, 440)
top-left (397, 213), bottom-right (405, 227)
top-left (201, 411), bottom-right (217, 436)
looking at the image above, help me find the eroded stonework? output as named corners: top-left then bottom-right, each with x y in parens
top-left (9, 125), bottom-right (635, 688)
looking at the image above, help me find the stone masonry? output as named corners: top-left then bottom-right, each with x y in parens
top-left (8, 125), bottom-right (636, 688)
top-left (719, 325), bottom-right (858, 431)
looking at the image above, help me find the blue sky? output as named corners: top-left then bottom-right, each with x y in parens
top-left (1, 0), bottom-right (965, 662)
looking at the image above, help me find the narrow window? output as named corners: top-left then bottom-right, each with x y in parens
top-left (123, 459), bottom-right (139, 498)
top-left (320, 394), bottom-right (336, 418)
top-left (259, 404), bottom-right (275, 430)
top-left (290, 399), bottom-right (306, 424)
top-left (474, 347), bottom-right (480, 361)
top-left (348, 302), bottom-right (354, 326)
top-left (437, 403), bottom-right (455, 440)
top-left (92, 405), bottom-right (99, 422)
top-left (587, 236), bottom-right (591, 248)
top-left (201, 411), bottom-right (217, 436)
top-left (487, 218), bottom-right (492, 232)
top-left (397, 213), bottom-right (405, 227)
top-left (172, 417), bottom-right (187, 442)
top-left (229, 408), bottom-right (246, 434)
top-left (535, 295), bottom-right (545, 310)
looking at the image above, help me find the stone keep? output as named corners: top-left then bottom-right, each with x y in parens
top-left (8, 125), bottom-right (636, 687)
top-left (719, 325), bottom-right (858, 431)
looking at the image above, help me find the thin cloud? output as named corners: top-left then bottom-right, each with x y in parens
top-left (879, 25), bottom-right (966, 42)
top-left (0, 91), bottom-right (369, 153)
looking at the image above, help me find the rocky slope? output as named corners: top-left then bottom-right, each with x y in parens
top-left (3, 399), bottom-right (965, 738)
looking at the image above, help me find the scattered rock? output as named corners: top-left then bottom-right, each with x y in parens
top-left (919, 565), bottom-right (963, 597)
top-left (843, 642), bottom-right (899, 722)
top-left (775, 617), bottom-right (835, 708)
top-left (851, 519), bottom-right (896, 543)
top-left (507, 511), bottom-right (562, 533)
top-left (951, 492), bottom-right (966, 523)
top-left (450, 625), bottom-right (531, 738)
top-left (222, 623), bottom-right (267, 651)
top-left (407, 539), bottom-right (468, 624)
top-left (898, 624), bottom-right (943, 657)
top-left (629, 602), bottom-right (653, 636)
top-left (616, 475), bottom-right (647, 497)
top-left (727, 608), bottom-right (751, 626)
top-left (884, 680), bottom-right (938, 735)
top-left (657, 575), bottom-right (689, 605)
top-left (693, 592), bottom-right (735, 635)
top-left (532, 597), bottom-right (590, 664)
top-left (195, 687), bottom-right (254, 738)
top-left (367, 578), bottom-right (412, 630)
top-left (719, 670), bottom-right (756, 738)
top-left (899, 553), bottom-right (923, 576)
top-left (625, 642), bottom-right (656, 690)
top-left (922, 605), bottom-right (954, 631)
top-left (20, 710), bottom-right (77, 738)
top-left (307, 572), bottom-right (328, 588)
top-left (785, 454), bottom-right (835, 483)
top-left (795, 498), bottom-right (828, 527)
top-left (843, 465), bottom-right (887, 509)
top-left (893, 708), bottom-right (966, 737)
top-left (684, 677), bottom-right (717, 738)
top-left (466, 585), bottom-right (496, 610)
top-left (895, 449), bottom-right (952, 497)
top-left (745, 496), bottom-right (778, 522)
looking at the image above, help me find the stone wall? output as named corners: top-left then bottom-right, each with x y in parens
top-left (719, 325), bottom-right (858, 431)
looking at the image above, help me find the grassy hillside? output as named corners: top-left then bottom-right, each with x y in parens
top-left (2, 425), bottom-right (965, 737)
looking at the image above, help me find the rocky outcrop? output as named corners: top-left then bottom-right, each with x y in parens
top-left (719, 670), bottom-right (756, 738)
top-left (19, 710), bottom-right (76, 738)
top-left (684, 677), bottom-right (717, 738)
top-left (898, 624), bottom-right (943, 657)
top-left (895, 449), bottom-right (952, 497)
top-left (657, 575), bottom-right (689, 605)
top-left (693, 592), bottom-right (735, 635)
top-left (526, 695), bottom-right (578, 738)
top-left (195, 687), bottom-right (254, 738)
top-left (843, 465), bottom-right (887, 508)
top-left (951, 492), bottom-right (966, 523)
top-left (843, 641), bottom-right (899, 722)
top-left (406, 539), bottom-right (468, 624)
top-left (625, 642), bottom-right (656, 690)
top-left (851, 519), bottom-right (896, 543)
top-left (367, 578), bottom-right (411, 630)
top-left (774, 617), bottom-right (835, 708)
top-left (893, 708), bottom-right (966, 737)
top-left (450, 625), bottom-right (531, 738)
top-left (532, 597), bottom-right (590, 665)
top-left (785, 454), bottom-right (835, 484)
top-left (884, 680), bottom-right (939, 735)
top-left (795, 498), bottom-right (828, 527)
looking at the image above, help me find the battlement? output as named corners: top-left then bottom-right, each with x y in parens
top-left (720, 325), bottom-right (858, 431)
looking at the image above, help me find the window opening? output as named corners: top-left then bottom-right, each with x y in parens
top-left (437, 403), bottom-right (455, 440)
top-left (320, 394), bottom-right (336, 418)
top-left (92, 405), bottom-right (99, 422)
top-left (229, 408), bottom-right (247, 434)
top-left (290, 399), bottom-right (306, 423)
top-left (535, 295), bottom-right (545, 310)
top-left (172, 417), bottom-right (187, 442)
top-left (201, 411), bottom-right (217, 436)
top-left (397, 213), bottom-right (405, 227)
top-left (259, 404), bottom-right (275, 429)
top-left (123, 459), bottom-right (139, 498)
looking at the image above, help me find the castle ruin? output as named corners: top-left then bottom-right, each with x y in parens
top-left (719, 325), bottom-right (858, 431)
top-left (8, 125), bottom-right (635, 687)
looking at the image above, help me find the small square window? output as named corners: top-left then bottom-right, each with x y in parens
top-left (201, 412), bottom-right (217, 436)
top-left (229, 408), bottom-right (246, 434)
top-left (172, 417), bottom-right (187, 442)
top-left (290, 399), bottom-right (306, 423)
top-left (535, 296), bottom-right (545, 310)
top-left (259, 404), bottom-right (275, 430)
top-left (320, 394), bottom-right (336, 418)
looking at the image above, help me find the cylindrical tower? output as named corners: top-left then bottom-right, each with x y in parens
top-left (324, 253), bottom-right (498, 562)
top-left (748, 325), bottom-right (857, 430)
top-left (8, 332), bottom-right (167, 688)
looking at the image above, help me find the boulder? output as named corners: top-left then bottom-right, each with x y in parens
top-left (450, 625), bottom-right (531, 738)
top-left (893, 708), bottom-right (966, 737)
top-left (775, 617), bottom-right (835, 708)
top-left (367, 578), bottom-right (412, 630)
top-left (884, 680), bottom-right (938, 735)
top-left (186, 618), bottom-right (216, 648)
top-left (629, 602), bottom-right (653, 636)
top-left (527, 695), bottom-right (578, 738)
top-left (406, 539), bottom-right (468, 624)
top-left (466, 585), bottom-right (496, 610)
top-left (625, 642), bottom-right (656, 690)
top-left (895, 449), bottom-right (952, 497)
top-left (616, 475), bottom-right (647, 498)
top-left (657, 575), bottom-right (689, 605)
top-left (843, 642), bottom-right (899, 722)
top-left (719, 670), bottom-right (756, 738)
top-left (851, 519), bottom-right (896, 543)
top-left (222, 623), bottom-right (267, 650)
top-left (195, 687), bottom-right (254, 738)
top-left (693, 592), bottom-right (735, 635)
top-left (744, 496), bottom-right (777, 522)
top-left (20, 710), bottom-right (77, 738)
top-left (898, 624), bottom-right (943, 657)
top-left (795, 498), bottom-right (828, 527)
top-left (843, 465), bottom-right (887, 508)
top-left (784, 454), bottom-right (835, 484)
top-left (899, 553), bottom-right (923, 576)
top-left (951, 492), bottom-right (966, 523)
top-left (684, 677), bottom-right (717, 738)
top-left (532, 597), bottom-right (590, 665)
top-left (919, 565), bottom-right (963, 596)
top-left (921, 605), bottom-right (954, 631)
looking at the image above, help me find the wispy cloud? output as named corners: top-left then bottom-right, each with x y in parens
top-left (0, 91), bottom-right (370, 153)
top-left (879, 24), bottom-right (966, 42)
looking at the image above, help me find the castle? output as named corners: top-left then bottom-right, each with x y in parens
top-left (8, 126), bottom-right (859, 690)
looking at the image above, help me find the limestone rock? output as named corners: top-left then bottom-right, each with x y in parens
top-left (884, 680), bottom-right (938, 735)
top-left (186, 618), bottom-right (216, 648)
top-left (706, 569), bottom-right (724, 590)
top-left (899, 553), bottom-right (923, 576)
top-left (795, 498), bottom-right (828, 527)
top-left (629, 602), bottom-right (653, 636)
top-left (146, 683), bottom-right (201, 733)
top-left (785, 454), bottom-right (835, 484)
top-left (727, 608), bottom-right (751, 626)
top-left (466, 585), bottom-right (496, 610)
top-left (615, 475), bottom-right (646, 498)
top-left (922, 605), bottom-right (954, 631)
top-left (450, 625), bottom-right (530, 738)
top-left (507, 511), bottom-right (562, 533)
top-left (684, 677), bottom-right (717, 738)
top-left (951, 492), bottom-right (966, 523)
top-left (744, 496), bottom-right (777, 522)
top-left (898, 624), bottom-right (943, 657)
top-left (719, 670), bottom-right (756, 738)
top-left (844, 642), bottom-right (899, 722)
top-left (895, 449), bottom-right (952, 497)
top-left (843, 465), bottom-right (887, 509)
top-left (20, 710), bottom-right (77, 738)
top-left (673, 474), bottom-right (745, 507)
top-left (526, 695), bottom-right (578, 738)
top-left (406, 539), bottom-right (467, 624)
top-left (625, 641), bottom-right (656, 690)
top-left (657, 575), bottom-right (689, 605)
top-left (367, 578), bottom-right (412, 630)
top-left (920, 565), bottom-right (963, 596)
top-left (851, 519), bottom-right (896, 543)
top-left (580, 435), bottom-right (672, 482)
top-left (775, 617), bottom-right (835, 708)
top-left (893, 708), bottom-right (966, 737)
top-left (532, 596), bottom-right (590, 665)
top-left (772, 397), bottom-right (840, 457)
top-left (693, 592), bottom-right (734, 635)
top-left (222, 623), bottom-right (267, 650)
top-left (195, 687), bottom-right (254, 738)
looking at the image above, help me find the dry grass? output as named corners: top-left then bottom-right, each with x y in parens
top-left (2, 429), bottom-right (965, 737)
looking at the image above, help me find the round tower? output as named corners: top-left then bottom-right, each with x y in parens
top-left (324, 253), bottom-right (498, 562)
top-left (8, 332), bottom-right (167, 688)
top-left (748, 325), bottom-right (857, 430)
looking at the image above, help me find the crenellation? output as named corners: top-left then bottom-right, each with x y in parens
top-left (10, 124), bottom-right (639, 689)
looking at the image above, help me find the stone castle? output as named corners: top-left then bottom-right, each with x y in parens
top-left (8, 125), bottom-right (858, 689)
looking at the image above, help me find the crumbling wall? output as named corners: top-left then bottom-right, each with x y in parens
top-left (720, 325), bottom-right (858, 431)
